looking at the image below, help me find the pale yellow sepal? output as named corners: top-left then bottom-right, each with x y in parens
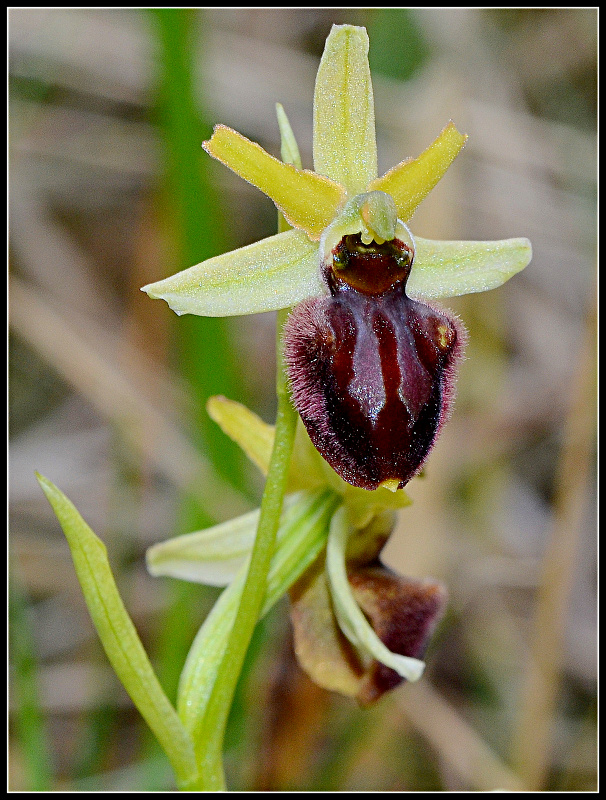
top-left (369, 121), bottom-right (467, 222)
top-left (408, 236), bottom-right (532, 300)
top-left (142, 229), bottom-right (322, 317)
top-left (313, 24), bottom-right (378, 195)
top-left (204, 125), bottom-right (345, 240)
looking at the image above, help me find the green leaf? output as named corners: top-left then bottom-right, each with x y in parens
top-left (35, 474), bottom-right (198, 789)
top-left (325, 506), bottom-right (425, 682)
top-left (142, 229), bottom-right (322, 317)
top-left (408, 236), bottom-right (532, 300)
top-left (313, 24), bottom-right (378, 194)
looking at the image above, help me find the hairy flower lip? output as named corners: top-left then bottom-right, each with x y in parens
top-left (284, 280), bottom-right (466, 492)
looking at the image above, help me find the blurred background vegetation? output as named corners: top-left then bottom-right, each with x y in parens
top-left (9, 8), bottom-right (596, 791)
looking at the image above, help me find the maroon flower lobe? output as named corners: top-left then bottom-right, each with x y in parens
top-left (349, 567), bottom-right (447, 704)
top-left (285, 233), bottom-right (466, 490)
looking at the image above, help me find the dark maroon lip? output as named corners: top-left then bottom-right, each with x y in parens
top-left (285, 234), bottom-right (466, 492)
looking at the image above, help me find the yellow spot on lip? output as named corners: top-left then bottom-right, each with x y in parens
top-left (379, 478), bottom-right (401, 493)
top-left (437, 325), bottom-right (450, 349)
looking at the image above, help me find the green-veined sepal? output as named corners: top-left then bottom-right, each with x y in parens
top-left (313, 25), bottom-right (378, 195)
top-left (408, 236), bottom-right (532, 299)
top-left (142, 229), bottom-right (322, 317)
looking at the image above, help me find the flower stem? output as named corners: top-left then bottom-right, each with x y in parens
top-left (192, 307), bottom-right (297, 790)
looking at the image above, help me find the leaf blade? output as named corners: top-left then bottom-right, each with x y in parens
top-left (36, 473), bottom-right (198, 789)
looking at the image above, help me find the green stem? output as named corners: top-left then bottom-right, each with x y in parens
top-left (9, 576), bottom-right (52, 790)
top-left (192, 308), bottom-right (297, 790)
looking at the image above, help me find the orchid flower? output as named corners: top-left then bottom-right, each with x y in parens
top-left (143, 24), bottom-right (531, 703)
top-left (37, 24), bottom-right (531, 791)
top-left (143, 25), bottom-right (530, 493)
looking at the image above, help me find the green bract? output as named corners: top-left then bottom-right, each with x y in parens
top-left (35, 474), bottom-right (198, 790)
top-left (142, 25), bottom-right (531, 318)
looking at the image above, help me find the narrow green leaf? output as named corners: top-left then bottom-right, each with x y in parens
top-left (313, 24), bottom-right (378, 194)
top-left (408, 236), bottom-right (532, 300)
top-left (142, 229), bottom-right (322, 317)
top-left (35, 474), bottom-right (198, 789)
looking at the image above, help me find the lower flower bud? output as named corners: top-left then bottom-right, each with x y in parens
top-left (349, 567), bottom-right (447, 704)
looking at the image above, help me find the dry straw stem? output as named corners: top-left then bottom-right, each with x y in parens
top-left (400, 680), bottom-right (524, 791)
top-left (510, 304), bottom-right (596, 790)
top-left (9, 276), bottom-right (249, 521)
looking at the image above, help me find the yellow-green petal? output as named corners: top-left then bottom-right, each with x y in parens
top-left (142, 229), bottom-right (322, 317)
top-left (368, 121), bottom-right (467, 222)
top-left (203, 125), bottom-right (344, 239)
top-left (407, 236), bottom-right (532, 300)
top-left (313, 24), bottom-right (378, 195)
